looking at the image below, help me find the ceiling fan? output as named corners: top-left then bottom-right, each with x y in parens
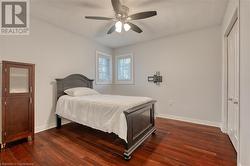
top-left (85, 0), bottom-right (157, 34)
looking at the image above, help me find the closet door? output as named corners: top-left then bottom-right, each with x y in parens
top-left (227, 20), bottom-right (239, 152)
top-left (2, 61), bottom-right (34, 143)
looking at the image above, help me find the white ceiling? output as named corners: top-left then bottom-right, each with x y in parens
top-left (31, 0), bottom-right (229, 48)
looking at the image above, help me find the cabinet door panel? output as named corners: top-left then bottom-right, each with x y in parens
top-left (5, 96), bottom-right (31, 139)
top-left (9, 67), bottom-right (29, 94)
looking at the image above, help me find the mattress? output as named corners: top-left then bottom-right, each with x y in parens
top-left (55, 94), bottom-right (152, 142)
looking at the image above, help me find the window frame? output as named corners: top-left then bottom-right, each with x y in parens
top-left (95, 51), bottom-right (113, 85)
top-left (115, 53), bottom-right (134, 85)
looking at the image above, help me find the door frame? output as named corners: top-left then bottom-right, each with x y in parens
top-left (227, 18), bottom-right (240, 152)
top-left (222, 9), bottom-right (241, 164)
top-left (222, 8), bottom-right (239, 134)
top-left (222, 7), bottom-right (240, 163)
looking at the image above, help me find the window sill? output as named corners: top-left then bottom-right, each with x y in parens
top-left (95, 82), bottom-right (113, 85)
top-left (115, 81), bottom-right (134, 85)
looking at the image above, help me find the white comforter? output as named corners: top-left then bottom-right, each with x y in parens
top-left (55, 94), bottom-right (152, 142)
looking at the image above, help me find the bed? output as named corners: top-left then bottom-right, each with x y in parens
top-left (55, 74), bottom-right (156, 160)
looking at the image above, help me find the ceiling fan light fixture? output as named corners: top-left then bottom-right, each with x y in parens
top-left (85, 0), bottom-right (158, 34)
top-left (115, 21), bottom-right (122, 33)
top-left (124, 23), bottom-right (131, 31)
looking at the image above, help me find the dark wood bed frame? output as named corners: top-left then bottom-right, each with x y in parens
top-left (55, 74), bottom-right (156, 160)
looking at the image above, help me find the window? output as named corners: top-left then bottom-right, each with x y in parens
top-left (115, 54), bottom-right (134, 84)
top-left (96, 51), bottom-right (112, 84)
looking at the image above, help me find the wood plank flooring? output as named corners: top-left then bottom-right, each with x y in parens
top-left (0, 118), bottom-right (236, 166)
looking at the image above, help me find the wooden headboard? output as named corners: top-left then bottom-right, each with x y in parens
top-left (56, 74), bottom-right (94, 100)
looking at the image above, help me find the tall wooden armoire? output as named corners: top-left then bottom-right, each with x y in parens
top-left (0, 61), bottom-right (35, 148)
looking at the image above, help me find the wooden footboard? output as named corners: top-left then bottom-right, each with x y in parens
top-left (56, 100), bottom-right (156, 160)
top-left (123, 100), bottom-right (156, 160)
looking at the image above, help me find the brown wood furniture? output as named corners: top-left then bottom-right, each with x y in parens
top-left (1, 61), bottom-right (35, 149)
top-left (55, 74), bottom-right (156, 160)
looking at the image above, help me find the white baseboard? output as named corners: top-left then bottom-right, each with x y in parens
top-left (35, 120), bottom-right (70, 133)
top-left (220, 125), bottom-right (228, 134)
top-left (238, 162), bottom-right (250, 166)
top-left (157, 114), bottom-right (222, 128)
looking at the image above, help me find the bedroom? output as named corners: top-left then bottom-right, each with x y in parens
top-left (0, 0), bottom-right (249, 165)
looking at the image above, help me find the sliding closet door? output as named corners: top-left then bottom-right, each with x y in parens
top-left (227, 20), bottom-right (239, 152)
top-left (2, 61), bottom-right (34, 143)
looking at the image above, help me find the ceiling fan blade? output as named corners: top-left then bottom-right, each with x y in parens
top-left (127, 22), bottom-right (143, 33)
top-left (129, 11), bottom-right (157, 20)
top-left (107, 25), bottom-right (116, 34)
top-left (85, 16), bottom-right (113, 20)
top-left (111, 0), bottom-right (122, 14)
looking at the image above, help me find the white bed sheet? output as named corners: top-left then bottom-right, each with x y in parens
top-left (55, 94), bottom-right (152, 142)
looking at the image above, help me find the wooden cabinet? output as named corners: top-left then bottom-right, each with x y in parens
top-left (1, 61), bottom-right (35, 148)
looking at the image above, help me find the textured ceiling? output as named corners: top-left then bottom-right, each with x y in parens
top-left (31, 0), bottom-right (228, 48)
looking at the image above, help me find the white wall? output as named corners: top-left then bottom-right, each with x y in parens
top-left (0, 18), bottom-right (112, 133)
top-left (113, 26), bottom-right (222, 126)
top-left (239, 0), bottom-right (250, 165)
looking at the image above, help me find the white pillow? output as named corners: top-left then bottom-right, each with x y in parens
top-left (64, 87), bottom-right (99, 97)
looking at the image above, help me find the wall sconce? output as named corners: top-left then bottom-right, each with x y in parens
top-left (148, 71), bottom-right (163, 85)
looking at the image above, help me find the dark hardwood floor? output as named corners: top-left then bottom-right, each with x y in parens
top-left (0, 118), bottom-right (236, 166)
